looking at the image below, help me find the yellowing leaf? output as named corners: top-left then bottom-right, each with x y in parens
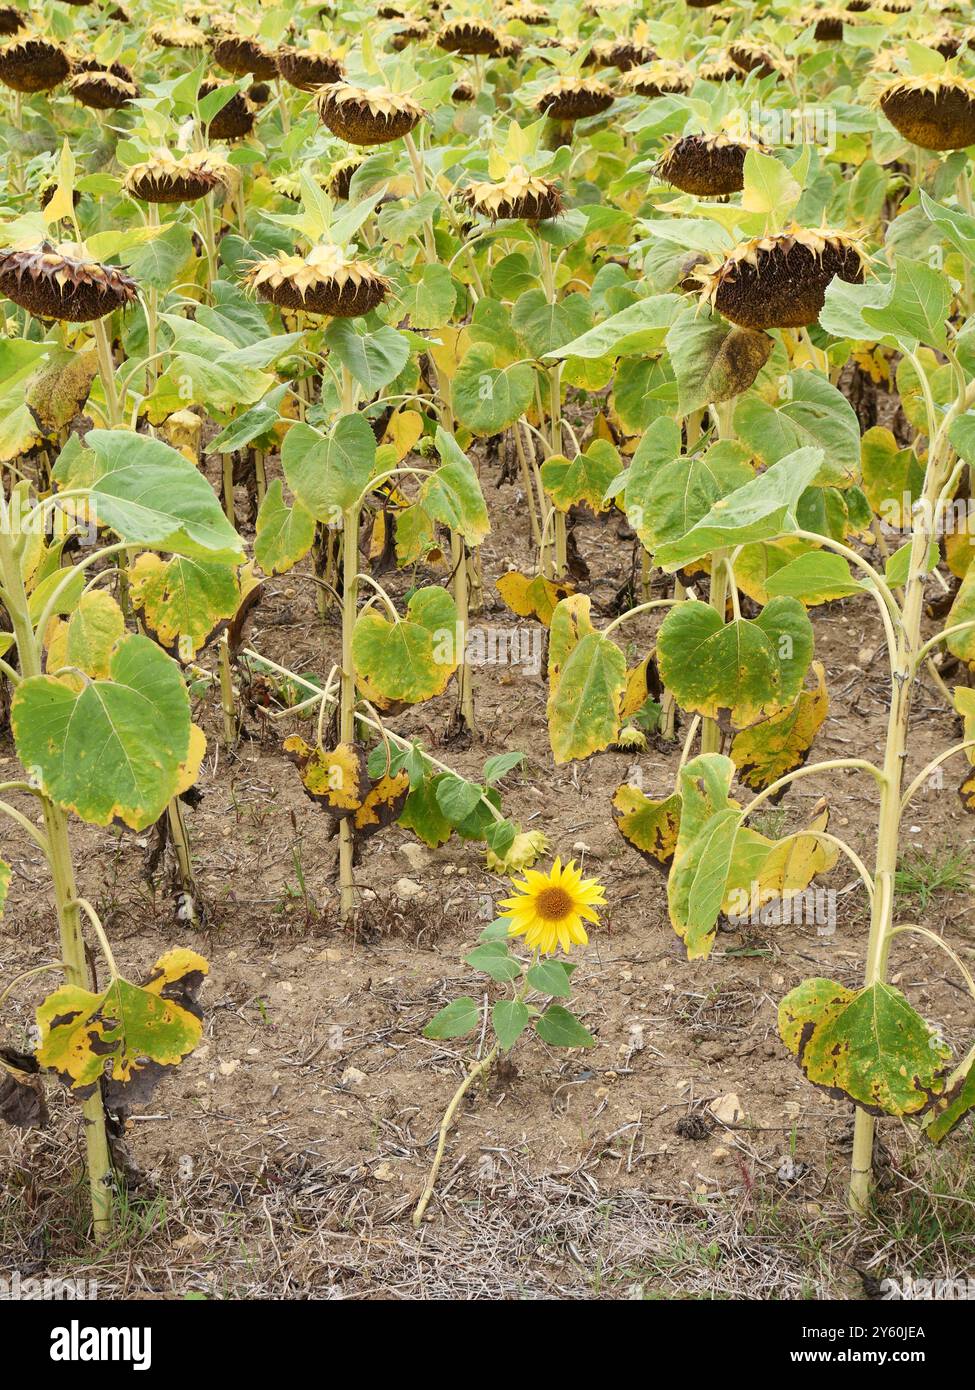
top-left (36, 950), bottom-right (209, 1102)
top-left (284, 736), bottom-right (370, 816)
top-left (612, 783), bottom-right (682, 872)
top-left (730, 662), bottom-right (829, 793)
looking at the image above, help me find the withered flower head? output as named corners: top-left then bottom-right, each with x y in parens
top-left (0, 6), bottom-right (25, 37)
top-left (66, 69), bottom-right (139, 109)
top-left (699, 227), bottom-right (866, 330)
top-left (696, 53), bottom-right (743, 82)
top-left (72, 56), bottom-right (135, 81)
top-left (315, 82), bottom-right (424, 145)
top-left (728, 41), bottom-right (783, 78)
top-left (150, 21), bottom-right (206, 48)
top-left (125, 150), bottom-right (232, 204)
top-left (244, 242), bottom-right (390, 317)
top-left (806, 8), bottom-right (846, 41)
top-left (0, 37), bottom-right (70, 93)
top-left (273, 156), bottom-right (363, 203)
top-left (879, 72), bottom-right (975, 151)
top-left (199, 79), bottom-right (257, 140)
top-left (503, 2), bottom-right (550, 23)
top-left (584, 39), bottom-right (655, 71)
top-left (452, 79), bottom-right (476, 102)
top-left (618, 61), bottom-right (691, 97)
top-left (655, 132), bottom-right (765, 197)
top-left (464, 165), bottom-right (563, 221)
top-left (437, 19), bottom-right (501, 55)
top-left (537, 75), bottom-right (614, 120)
top-left (0, 241), bottom-right (138, 322)
top-left (277, 46), bottom-right (344, 91)
top-left (390, 21), bottom-right (430, 50)
top-left (212, 34), bottom-right (279, 80)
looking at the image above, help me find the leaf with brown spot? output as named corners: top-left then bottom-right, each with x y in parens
top-left (778, 978), bottom-right (950, 1117)
top-left (496, 570), bottom-right (575, 627)
top-left (353, 769), bottom-right (410, 839)
top-left (612, 783), bottom-right (682, 872)
top-left (730, 662), bottom-right (829, 794)
top-left (284, 736), bottom-right (371, 817)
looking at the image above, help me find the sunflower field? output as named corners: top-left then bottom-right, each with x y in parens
top-left (1, 0), bottom-right (975, 1310)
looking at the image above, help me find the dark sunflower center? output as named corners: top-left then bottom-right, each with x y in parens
top-left (536, 886), bottom-right (573, 921)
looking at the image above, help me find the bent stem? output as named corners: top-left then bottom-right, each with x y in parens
top-left (413, 1042), bottom-right (499, 1226)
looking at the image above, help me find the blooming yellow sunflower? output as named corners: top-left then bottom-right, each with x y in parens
top-left (500, 858), bottom-right (606, 955)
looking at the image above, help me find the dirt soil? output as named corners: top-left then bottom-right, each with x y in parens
top-left (2, 427), bottom-right (975, 1300)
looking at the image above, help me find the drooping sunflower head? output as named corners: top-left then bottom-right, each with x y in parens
top-left (0, 241), bottom-right (138, 322)
top-left (272, 156), bottom-right (363, 203)
top-left (728, 40), bottom-right (787, 79)
top-left (698, 226), bottom-right (867, 330)
top-left (277, 45), bottom-right (344, 91)
top-left (124, 149), bottom-right (232, 205)
top-left (0, 36), bottom-right (70, 93)
top-left (150, 21), bottom-right (206, 49)
top-left (464, 164), bottom-right (563, 221)
top-left (0, 6), bottom-right (26, 37)
top-left (618, 60), bottom-right (691, 98)
top-left (878, 72), bottom-right (975, 151)
top-left (537, 74), bottom-right (614, 121)
top-left (212, 33), bottom-right (279, 80)
top-left (390, 21), bottom-right (431, 51)
top-left (437, 18), bottom-right (502, 55)
top-left (315, 81), bottom-right (425, 145)
top-left (244, 242), bottom-right (390, 317)
top-left (66, 68), bottom-right (139, 109)
top-left (198, 79), bottom-right (257, 140)
top-left (655, 131), bottom-right (766, 197)
top-left (500, 857), bottom-right (606, 956)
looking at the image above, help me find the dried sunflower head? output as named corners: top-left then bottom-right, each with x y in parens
top-left (315, 82), bottom-right (424, 145)
top-left (618, 60), bottom-right (691, 97)
top-left (273, 156), bottom-right (363, 203)
top-left (212, 34), bottom-right (279, 80)
top-left (124, 150), bottom-right (232, 204)
top-left (150, 21), bottom-right (206, 48)
top-left (437, 19), bottom-right (501, 55)
top-left (277, 46), bottom-right (343, 91)
top-left (244, 242), bottom-right (390, 317)
top-left (728, 41), bottom-right (785, 78)
top-left (537, 75), bottom-right (614, 120)
top-left (0, 37), bottom-right (70, 93)
top-left (699, 227), bottom-right (866, 330)
top-left (697, 55), bottom-right (744, 82)
top-left (0, 241), bottom-right (138, 321)
top-left (464, 164), bottom-right (563, 220)
top-left (0, 6), bottom-right (26, 37)
top-left (199, 79), bottom-right (257, 140)
top-left (803, 7), bottom-right (846, 40)
top-left (655, 132), bottom-right (765, 197)
top-left (503, 2), bottom-right (550, 23)
top-left (390, 21), bottom-right (431, 50)
top-left (878, 72), bottom-right (975, 150)
top-left (66, 68), bottom-right (138, 109)
top-left (452, 79), bottom-right (476, 102)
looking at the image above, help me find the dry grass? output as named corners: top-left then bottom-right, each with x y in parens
top-left (4, 1096), bottom-right (975, 1300)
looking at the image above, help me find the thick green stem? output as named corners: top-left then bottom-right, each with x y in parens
top-left (91, 316), bottom-right (122, 429)
top-left (849, 381), bottom-right (954, 1214)
top-left (700, 551), bottom-right (728, 754)
top-left (0, 523), bottom-right (113, 1238)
